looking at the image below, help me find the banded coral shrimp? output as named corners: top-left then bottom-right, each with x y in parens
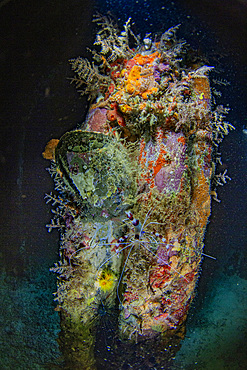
top-left (94, 207), bottom-right (190, 306)
top-left (77, 206), bottom-right (206, 341)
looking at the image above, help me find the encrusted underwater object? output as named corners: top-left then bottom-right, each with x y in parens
top-left (44, 15), bottom-right (234, 369)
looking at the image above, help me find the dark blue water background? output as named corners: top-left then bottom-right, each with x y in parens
top-left (0, 0), bottom-right (246, 368)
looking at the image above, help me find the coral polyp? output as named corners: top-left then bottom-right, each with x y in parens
top-left (97, 268), bottom-right (116, 292)
top-left (44, 14), bottom-right (234, 368)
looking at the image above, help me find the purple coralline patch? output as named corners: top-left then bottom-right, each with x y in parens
top-left (155, 132), bottom-right (187, 194)
top-left (202, 144), bottom-right (213, 180)
top-left (153, 63), bottom-right (170, 81)
top-left (157, 239), bottom-right (179, 266)
top-left (65, 213), bottom-right (74, 229)
top-left (85, 108), bottom-right (108, 132)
